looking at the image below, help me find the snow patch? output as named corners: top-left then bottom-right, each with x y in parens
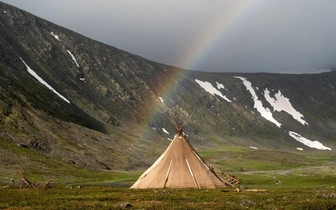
top-left (216, 82), bottom-right (225, 90)
top-left (158, 97), bottom-right (164, 103)
top-left (249, 146), bottom-right (258, 150)
top-left (67, 50), bottom-right (80, 67)
top-left (297, 147), bottom-right (303, 151)
top-left (288, 131), bottom-right (331, 150)
top-left (3, 10), bottom-right (7, 13)
top-left (167, 138), bottom-right (173, 141)
top-left (20, 57), bottom-right (70, 104)
top-left (162, 128), bottom-right (170, 134)
top-left (50, 32), bottom-right (61, 41)
top-left (234, 76), bottom-right (281, 127)
top-left (264, 88), bottom-right (308, 125)
top-left (152, 127), bottom-right (156, 130)
top-left (79, 78), bottom-right (86, 82)
top-left (195, 79), bottom-right (231, 102)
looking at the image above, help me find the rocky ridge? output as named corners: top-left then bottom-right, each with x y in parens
top-left (0, 2), bottom-right (335, 174)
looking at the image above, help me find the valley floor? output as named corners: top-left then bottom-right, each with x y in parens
top-left (1, 166), bottom-right (336, 210)
top-left (1, 146), bottom-right (335, 209)
top-left (0, 184), bottom-right (335, 209)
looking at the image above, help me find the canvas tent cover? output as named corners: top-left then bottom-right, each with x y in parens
top-left (131, 133), bottom-right (227, 189)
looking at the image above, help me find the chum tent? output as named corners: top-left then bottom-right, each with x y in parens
top-left (131, 128), bottom-right (240, 189)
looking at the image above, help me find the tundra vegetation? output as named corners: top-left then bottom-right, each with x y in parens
top-left (1, 147), bottom-right (335, 209)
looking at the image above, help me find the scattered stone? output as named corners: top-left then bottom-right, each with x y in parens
top-left (154, 190), bottom-right (170, 194)
top-left (28, 139), bottom-right (51, 153)
top-left (122, 202), bottom-right (132, 208)
top-left (239, 199), bottom-right (256, 207)
top-left (44, 179), bottom-right (53, 189)
top-left (114, 203), bottom-right (132, 208)
top-left (17, 143), bottom-right (28, 148)
top-left (322, 192), bottom-right (336, 198)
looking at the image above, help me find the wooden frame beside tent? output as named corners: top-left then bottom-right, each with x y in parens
top-left (131, 130), bottom-right (239, 189)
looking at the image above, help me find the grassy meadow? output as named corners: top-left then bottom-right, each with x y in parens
top-left (0, 146), bottom-right (335, 209)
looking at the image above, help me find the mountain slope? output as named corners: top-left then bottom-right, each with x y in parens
top-left (0, 2), bottom-right (335, 177)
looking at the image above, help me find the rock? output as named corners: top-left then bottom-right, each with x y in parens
top-left (122, 202), bottom-right (132, 208)
top-left (154, 190), bottom-right (170, 194)
top-left (114, 203), bottom-right (132, 208)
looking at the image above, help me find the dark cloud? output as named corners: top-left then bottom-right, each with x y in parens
top-left (3, 0), bottom-right (336, 73)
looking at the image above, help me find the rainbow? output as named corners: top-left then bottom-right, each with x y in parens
top-left (177, 0), bottom-right (259, 72)
top-left (137, 1), bottom-right (259, 138)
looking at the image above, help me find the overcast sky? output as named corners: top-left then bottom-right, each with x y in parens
top-left (3, 0), bottom-right (336, 73)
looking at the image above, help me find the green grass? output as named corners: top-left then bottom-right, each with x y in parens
top-left (0, 184), bottom-right (335, 209)
top-left (198, 146), bottom-right (333, 172)
top-left (1, 143), bottom-right (335, 209)
top-left (1, 160), bottom-right (335, 209)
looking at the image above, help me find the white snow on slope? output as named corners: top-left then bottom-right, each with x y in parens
top-left (297, 147), bottom-right (303, 151)
top-left (67, 50), bottom-right (80, 67)
top-left (264, 88), bottom-right (308, 125)
top-left (249, 146), bottom-right (258, 150)
top-left (162, 128), bottom-right (170, 134)
top-left (158, 97), bottom-right (164, 103)
top-left (50, 32), bottom-right (61, 41)
top-left (195, 79), bottom-right (231, 102)
top-left (288, 131), bottom-right (331, 150)
top-left (234, 76), bottom-right (281, 127)
top-left (216, 82), bottom-right (225, 90)
top-left (20, 57), bottom-right (70, 104)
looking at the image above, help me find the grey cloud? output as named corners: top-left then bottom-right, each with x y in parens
top-left (3, 0), bottom-right (336, 73)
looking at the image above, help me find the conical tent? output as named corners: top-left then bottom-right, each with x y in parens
top-left (131, 132), bottom-right (231, 189)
